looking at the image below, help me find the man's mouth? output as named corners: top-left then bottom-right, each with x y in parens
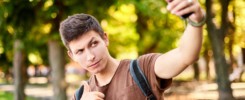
top-left (88, 59), bottom-right (101, 68)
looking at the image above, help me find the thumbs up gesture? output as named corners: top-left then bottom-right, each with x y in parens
top-left (80, 81), bottom-right (105, 100)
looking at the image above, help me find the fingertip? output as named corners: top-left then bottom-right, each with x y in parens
top-left (97, 92), bottom-right (105, 98)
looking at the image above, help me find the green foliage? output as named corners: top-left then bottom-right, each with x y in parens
top-left (104, 4), bottom-right (139, 59)
top-left (132, 0), bottom-right (184, 54)
top-left (234, 0), bottom-right (245, 48)
top-left (5, 1), bottom-right (36, 39)
top-left (0, 91), bottom-right (35, 100)
top-left (0, 0), bottom-right (199, 66)
top-left (102, 0), bottom-right (186, 58)
top-left (0, 0), bottom-right (244, 81)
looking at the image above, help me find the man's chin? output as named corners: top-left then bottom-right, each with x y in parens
top-left (90, 70), bottom-right (100, 75)
top-left (89, 67), bottom-right (104, 75)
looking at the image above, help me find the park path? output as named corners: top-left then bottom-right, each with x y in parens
top-left (1, 82), bottom-right (245, 100)
top-left (0, 84), bottom-right (74, 100)
top-left (165, 82), bottom-right (245, 100)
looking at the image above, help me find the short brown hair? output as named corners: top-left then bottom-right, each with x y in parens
top-left (59, 13), bottom-right (104, 49)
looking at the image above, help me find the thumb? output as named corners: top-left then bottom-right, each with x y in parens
top-left (82, 81), bottom-right (90, 93)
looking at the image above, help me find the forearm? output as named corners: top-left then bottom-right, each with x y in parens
top-left (168, 0), bottom-right (206, 65)
top-left (154, 0), bottom-right (205, 79)
top-left (178, 24), bottom-right (203, 65)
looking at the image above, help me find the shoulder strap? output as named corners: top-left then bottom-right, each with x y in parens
top-left (129, 59), bottom-right (156, 100)
top-left (75, 84), bottom-right (84, 100)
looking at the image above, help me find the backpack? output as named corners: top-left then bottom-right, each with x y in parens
top-left (74, 59), bottom-right (156, 100)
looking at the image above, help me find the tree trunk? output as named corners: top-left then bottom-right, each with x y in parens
top-left (206, 0), bottom-right (234, 99)
top-left (135, 11), bottom-right (150, 55)
top-left (204, 49), bottom-right (211, 81)
top-left (228, 34), bottom-right (235, 73)
top-left (135, 11), bottom-right (162, 55)
top-left (193, 62), bottom-right (200, 81)
top-left (48, 40), bottom-right (67, 100)
top-left (13, 39), bottom-right (26, 100)
top-left (242, 48), bottom-right (245, 65)
top-left (212, 43), bottom-right (234, 100)
top-left (241, 48), bottom-right (245, 80)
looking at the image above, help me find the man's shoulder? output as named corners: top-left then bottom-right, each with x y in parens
top-left (138, 53), bottom-right (162, 61)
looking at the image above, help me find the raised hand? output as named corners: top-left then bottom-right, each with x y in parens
top-left (80, 81), bottom-right (105, 100)
top-left (166, 0), bottom-right (204, 23)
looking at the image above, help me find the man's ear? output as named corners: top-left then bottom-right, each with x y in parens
top-left (67, 50), bottom-right (74, 60)
top-left (103, 32), bottom-right (109, 46)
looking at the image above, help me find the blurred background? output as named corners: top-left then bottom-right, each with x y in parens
top-left (0, 0), bottom-right (245, 100)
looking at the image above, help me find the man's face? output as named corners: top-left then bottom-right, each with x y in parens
top-left (68, 30), bottom-right (109, 74)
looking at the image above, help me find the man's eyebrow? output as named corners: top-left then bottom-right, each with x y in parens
top-left (74, 37), bottom-right (95, 52)
top-left (88, 37), bottom-right (95, 45)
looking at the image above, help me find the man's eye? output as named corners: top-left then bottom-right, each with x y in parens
top-left (76, 50), bottom-right (83, 54)
top-left (91, 41), bottom-right (98, 47)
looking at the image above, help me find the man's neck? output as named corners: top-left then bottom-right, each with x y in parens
top-left (95, 57), bottom-right (119, 86)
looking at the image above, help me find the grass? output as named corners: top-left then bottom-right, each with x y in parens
top-left (0, 91), bottom-right (36, 100)
top-left (0, 91), bottom-right (12, 100)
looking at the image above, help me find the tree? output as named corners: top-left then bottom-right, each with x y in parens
top-left (193, 62), bottom-right (200, 81)
top-left (13, 39), bottom-right (27, 100)
top-left (0, 2), bottom-right (13, 83)
top-left (48, 1), bottom-right (67, 99)
top-left (135, 0), bottom-right (183, 55)
top-left (206, 0), bottom-right (234, 99)
top-left (0, 0), bottom-right (36, 100)
top-left (35, 1), bottom-right (68, 99)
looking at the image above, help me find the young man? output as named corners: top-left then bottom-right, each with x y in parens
top-left (59, 0), bottom-right (205, 99)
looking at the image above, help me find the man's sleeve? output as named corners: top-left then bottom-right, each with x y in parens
top-left (138, 53), bottom-right (172, 91)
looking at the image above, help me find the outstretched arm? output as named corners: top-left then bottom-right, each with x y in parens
top-left (154, 0), bottom-right (205, 79)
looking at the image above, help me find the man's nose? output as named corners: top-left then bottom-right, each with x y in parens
top-left (86, 50), bottom-right (95, 61)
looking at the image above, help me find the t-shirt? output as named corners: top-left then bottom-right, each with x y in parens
top-left (76, 53), bottom-right (172, 100)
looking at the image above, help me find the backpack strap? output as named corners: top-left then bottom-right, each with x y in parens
top-left (130, 59), bottom-right (156, 100)
top-left (74, 84), bottom-right (84, 100)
